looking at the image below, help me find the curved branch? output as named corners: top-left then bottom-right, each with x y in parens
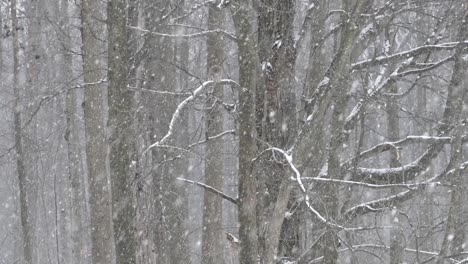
top-left (143, 79), bottom-right (239, 154)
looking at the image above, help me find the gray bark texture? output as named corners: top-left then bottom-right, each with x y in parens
top-left (107, 0), bottom-right (137, 263)
top-left (436, 6), bottom-right (468, 264)
top-left (231, 1), bottom-right (259, 263)
top-left (61, 0), bottom-right (85, 262)
top-left (81, 0), bottom-right (113, 263)
top-left (202, 3), bottom-right (225, 263)
top-left (11, 0), bottom-right (33, 262)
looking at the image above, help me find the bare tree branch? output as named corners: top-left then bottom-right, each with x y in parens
top-left (177, 178), bottom-right (238, 205)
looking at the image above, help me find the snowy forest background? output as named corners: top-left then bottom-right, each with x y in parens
top-left (0, 0), bottom-right (468, 263)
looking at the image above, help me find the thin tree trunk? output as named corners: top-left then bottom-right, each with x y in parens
top-left (107, 0), bottom-right (137, 263)
top-left (80, 1), bottom-right (113, 263)
top-left (11, 0), bottom-right (33, 262)
top-left (61, 0), bottom-right (85, 262)
top-left (202, 3), bottom-right (225, 263)
top-left (387, 83), bottom-right (405, 264)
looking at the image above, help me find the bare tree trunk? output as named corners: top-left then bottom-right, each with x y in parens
top-left (11, 0), bottom-right (33, 262)
top-left (322, 2), bottom-right (372, 263)
top-left (231, 2), bottom-right (259, 263)
top-left (80, 1), bottom-right (113, 263)
top-left (61, 0), bottom-right (86, 262)
top-left (107, 0), bottom-right (137, 263)
top-left (202, 3), bottom-right (225, 263)
top-left (436, 8), bottom-right (468, 263)
top-left (387, 83), bottom-right (405, 264)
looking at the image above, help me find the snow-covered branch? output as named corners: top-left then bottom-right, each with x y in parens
top-left (301, 176), bottom-right (441, 190)
top-left (309, 244), bottom-right (464, 263)
top-left (269, 148), bottom-right (362, 231)
top-left (342, 135), bottom-right (458, 169)
top-left (128, 25), bottom-right (237, 41)
top-left (351, 41), bottom-right (468, 70)
top-left (343, 160), bottom-right (468, 219)
top-left (143, 79), bottom-right (239, 154)
top-left (188, 130), bottom-right (235, 149)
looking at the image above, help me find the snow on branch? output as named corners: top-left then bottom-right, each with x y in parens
top-left (343, 160), bottom-right (468, 219)
top-left (340, 135), bottom-right (468, 184)
top-left (269, 147), bottom-right (363, 231)
top-left (24, 78), bottom-right (107, 130)
top-left (128, 25), bottom-right (237, 41)
top-left (309, 244), bottom-right (463, 263)
top-left (342, 135), bottom-right (459, 169)
top-left (392, 55), bottom-right (455, 78)
top-left (343, 75), bottom-right (394, 134)
top-left (143, 79), bottom-right (239, 155)
top-left (187, 130), bottom-right (235, 149)
top-left (301, 176), bottom-right (439, 190)
top-left (352, 41), bottom-right (468, 70)
top-left (177, 178), bottom-right (238, 205)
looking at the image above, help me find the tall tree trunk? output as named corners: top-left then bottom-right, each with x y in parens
top-left (80, 1), bottom-right (113, 263)
top-left (387, 84), bottom-right (405, 264)
top-left (11, 0), bottom-right (33, 262)
top-left (322, 2), bottom-right (371, 263)
top-left (202, 3), bottom-right (225, 263)
top-left (231, 2), bottom-right (259, 263)
top-left (62, 0), bottom-right (86, 262)
top-left (107, 0), bottom-right (137, 263)
top-left (436, 7), bottom-right (468, 263)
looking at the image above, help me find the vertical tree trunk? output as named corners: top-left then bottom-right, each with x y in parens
top-left (107, 0), bottom-right (137, 263)
top-left (231, 2), bottom-right (259, 263)
top-left (387, 85), bottom-right (405, 264)
top-left (322, 2), bottom-right (371, 263)
top-left (202, 3), bottom-right (225, 263)
top-left (62, 0), bottom-right (85, 262)
top-left (80, 1), bottom-right (113, 263)
top-left (11, 0), bottom-right (33, 263)
top-left (436, 7), bottom-right (468, 263)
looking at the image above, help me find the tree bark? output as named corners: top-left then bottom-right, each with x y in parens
top-left (202, 3), bottom-right (225, 263)
top-left (107, 0), bottom-right (137, 263)
top-left (62, 0), bottom-right (86, 261)
top-left (436, 7), bottom-right (468, 263)
top-left (80, 1), bottom-right (113, 263)
top-left (11, 0), bottom-right (33, 262)
top-left (231, 1), bottom-right (259, 263)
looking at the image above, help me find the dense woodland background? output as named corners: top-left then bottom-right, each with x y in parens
top-left (0, 0), bottom-right (468, 263)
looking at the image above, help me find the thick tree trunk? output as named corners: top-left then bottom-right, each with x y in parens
top-left (11, 0), bottom-right (33, 262)
top-left (202, 3), bottom-right (225, 263)
top-left (232, 1), bottom-right (258, 264)
top-left (231, 2), bottom-right (259, 263)
top-left (436, 7), bottom-right (468, 263)
top-left (107, 0), bottom-right (137, 263)
top-left (80, 1), bottom-right (113, 263)
top-left (140, 2), bottom-right (189, 262)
